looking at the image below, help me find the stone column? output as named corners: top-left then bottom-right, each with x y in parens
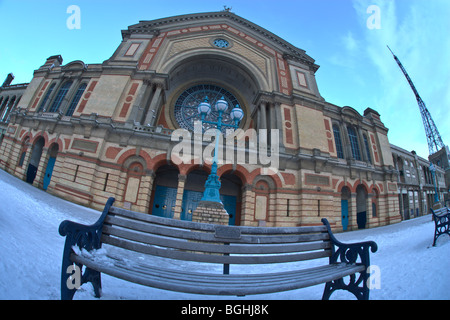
top-left (173, 174), bottom-right (186, 220)
top-left (144, 85), bottom-right (163, 126)
top-left (128, 80), bottom-right (152, 124)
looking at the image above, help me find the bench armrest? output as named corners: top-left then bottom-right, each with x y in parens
top-left (59, 197), bottom-right (115, 252)
top-left (321, 218), bottom-right (378, 268)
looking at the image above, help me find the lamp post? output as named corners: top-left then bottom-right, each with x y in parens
top-left (197, 96), bottom-right (244, 203)
top-left (430, 163), bottom-right (440, 203)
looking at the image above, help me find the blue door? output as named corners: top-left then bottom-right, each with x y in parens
top-left (181, 190), bottom-right (203, 221)
top-left (221, 194), bottom-right (237, 226)
top-left (152, 185), bottom-right (177, 218)
top-left (341, 199), bottom-right (349, 231)
top-left (43, 157), bottom-right (56, 190)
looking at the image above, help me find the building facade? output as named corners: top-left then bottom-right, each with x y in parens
top-left (0, 11), bottom-right (406, 231)
top-left (391, 145), bottom-right (447, 219)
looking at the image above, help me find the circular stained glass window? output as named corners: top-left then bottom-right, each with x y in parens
top-left (173, 84), bottom-right (241, 134)
top-left (213, 39), bottom-right (229, 48)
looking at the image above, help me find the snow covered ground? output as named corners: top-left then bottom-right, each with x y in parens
top-left (0, 168), bottom-right (448, 300)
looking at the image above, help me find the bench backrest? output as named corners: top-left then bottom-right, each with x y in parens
top-left (100, 206), bottom-right (332, 265)
top-left (431, 207), bottom-right (449, 218)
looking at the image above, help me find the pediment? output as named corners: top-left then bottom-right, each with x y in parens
top-left (62, 60), bottom-right (87, 71)
top-left (341, 106), bottom-right (363, 121)
top-left (123, 11), bottom-right (318, 72)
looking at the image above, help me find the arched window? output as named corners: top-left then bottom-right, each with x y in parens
top-left (66, 83), bottom-right (87, 116)
top-left (49, 81), bottom-right (73, 113)
top-left (363, 134), bottom-right (372, 164)
top-left (0, 96), bottom-right (9, 116)
top-left (347, 126), bottom-right (361, 161)
top-left (38, 83), bottom-right (55, 112)
top-left (333, 124), bottom-right (344, 159)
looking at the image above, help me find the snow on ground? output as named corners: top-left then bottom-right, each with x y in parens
top-left (0, 169), bottom-right (448, 300)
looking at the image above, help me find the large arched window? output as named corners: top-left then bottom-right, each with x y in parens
top-left (363, 133), bottom-right (372, 164)
top-left (173, 84), bottom-right (241, 133)
top-left (38, 83), bottom-right (55, 112)
top-left (347, 126), bottom-right (361, 161)
top-left (66, 83), bottom-right (87, 116)
top-left (48, 81), bottom-right (73, 113)
top-left (333, 124), bottom-right (344, 159)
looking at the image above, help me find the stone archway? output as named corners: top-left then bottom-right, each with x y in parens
top-left (341, 186), bottom-right (351, 231)
top-left (356, 185), bottom-right (368, 229)
top-left (26, 137), bottom-right (45, 184)
top-left (43, 143), bottom-right (59, 190)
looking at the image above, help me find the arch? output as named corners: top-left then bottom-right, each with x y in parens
top-left (217, 164), bottom-right (250, 185)
top-left (123, 159), bottom-right (146, 205)
top-left (356, 184), bottom-right (368, 229)
top-left (337, 180), bottom-right (353, 193)
top-left (43, 142), bottom-right (60, 190)
top-left (118, 148), bottom-right (152, 169)
top-left (47, 137), bottom-right (64, 152)
top-left (162, 52), bottom-right (268, 132)
top-left (159, 50), bottom-right (270, 92)
top-left (26, 136), bottom-right (45, 184)
top-left (340, 186), bottom-right (351, 231)
top-left (30, 132), bottom-right (48, 146)
top-left (17, 136), bottom-right (31, 168)
top-left (351, 179), bottom-right (371, 194)
top-left (219, 170), bottom-right (244, 225)
top-left (149, 163), bottom-right (180, 218)
top-left (371, 187), bottom-right (379, 218)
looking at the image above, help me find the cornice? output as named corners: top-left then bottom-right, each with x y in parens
top-left (123, 11), bottom-right (319, 72)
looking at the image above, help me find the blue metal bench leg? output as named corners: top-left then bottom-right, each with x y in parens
top-left (322, 273), bottom-right (370, 300)
top-left (82, 268), bottom-right (102, 298)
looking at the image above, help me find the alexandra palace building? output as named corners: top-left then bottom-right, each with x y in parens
top-left (0, 11), bottom-right (446, 231)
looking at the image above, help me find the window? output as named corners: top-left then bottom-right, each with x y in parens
top-left (333, 124), bottom-right (344, 159)
top-left (173, 84), bottom-right (241, 133)
top-left (48, 81), bottom-right (73, 113)
top-left (38, 83), bottom-right (55, 112)
top-left (347, 126), bottom-right (361, 161)
top-left (66, 83), bottom-right (87, 116)
top-left (363, 134), bottom-right (372, 164)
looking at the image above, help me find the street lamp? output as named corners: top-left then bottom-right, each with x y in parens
top-left (197, 96), bottom-right (244, 203)
top-left (429, 163), bottom-right (440, 203)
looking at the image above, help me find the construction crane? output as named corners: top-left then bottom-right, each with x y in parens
top-left (387, 45), bottom-right (445, 155)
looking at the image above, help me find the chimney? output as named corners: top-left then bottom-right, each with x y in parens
top-left (39, 55), bottom-right (63, 70)
top-left (2, 73), bottom-right (14, 87)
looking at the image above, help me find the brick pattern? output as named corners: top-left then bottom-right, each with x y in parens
top-left (192, 201), bottom-right (229, 225)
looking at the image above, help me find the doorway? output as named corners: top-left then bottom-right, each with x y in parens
top-left (341, 186), bottom-right (351, 231)
top-left (356, 185), bottom-right (367, 229)
top-left (43, 143), bottom-right (59, 190)
top-left (26, 137), bottom-right (45, 184)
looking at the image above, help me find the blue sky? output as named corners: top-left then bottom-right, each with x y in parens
top-left (1, 0), bottom-right (448, 160)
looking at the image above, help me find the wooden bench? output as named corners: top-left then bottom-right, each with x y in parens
top-left (59, 197), bottom-right (378, 300)
top-left (431, 207), bottom-right (450, 246)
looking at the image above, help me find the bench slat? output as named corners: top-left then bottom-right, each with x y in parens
top-left (72, 252), bottom-right (363, 296)
top-left (102, 224), bottom-right (331, 255)
top-left (104, 215), bottom-right (330, 244)
top-left (101, 235), bottom-right (331, 264)
top-left (109, 206), bottom-right (328, 235)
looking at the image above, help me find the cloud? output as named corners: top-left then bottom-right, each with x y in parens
top-left (343, 31), bottom-right (359, 53)
top-left (351, 0), bottom-right (450, 158)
